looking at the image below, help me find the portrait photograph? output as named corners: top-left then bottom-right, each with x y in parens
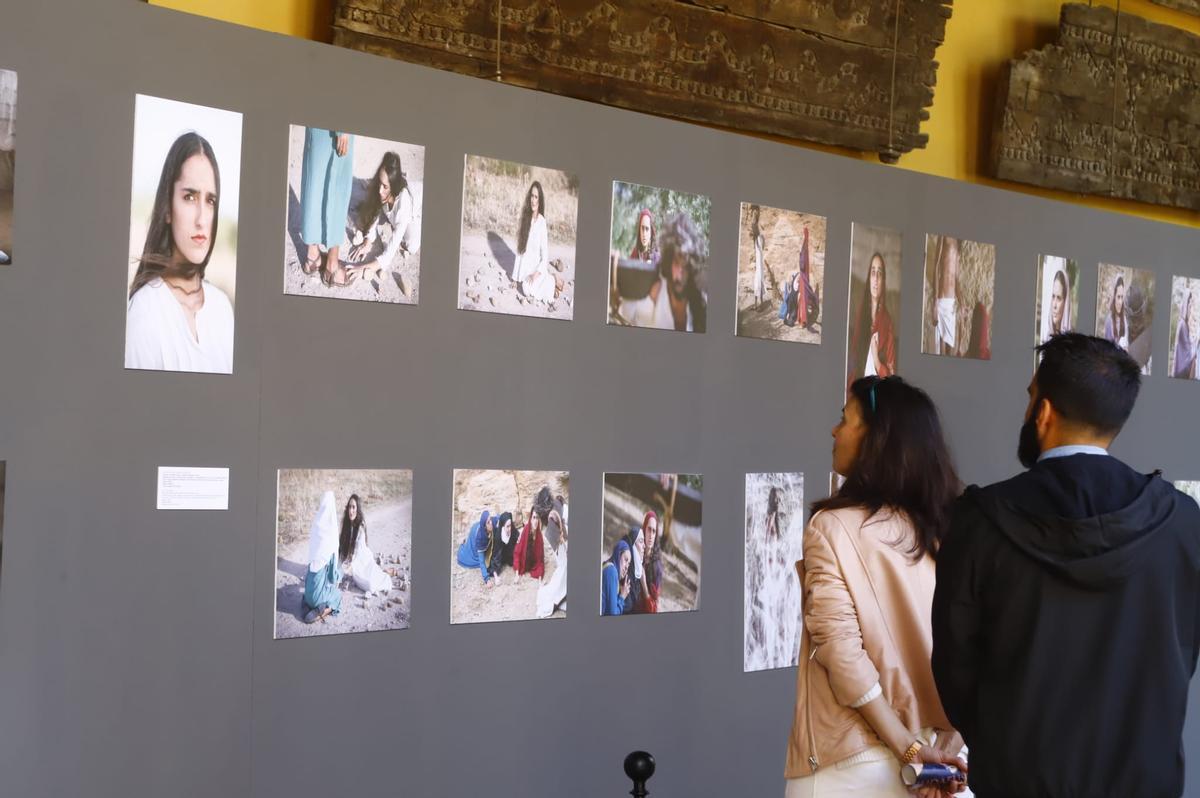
top-left (458, 155), bottom-right (578, 320)
top-left (284, 125), bottom-right (424, 303)
top-left (274, 469), bottom-right (413, 640)
top-left (735, 203), bottom-right (825, 344)
top-left (0, 68), bottom-right (15, 265)
top-left (450, 469), bottom-right (569, 624)
top-left (1096, 263), bottom-right (1155, 376)
top-left (744, 472), bottom-right (804, 673)
top-left (125, 94), bottom-right (242, 374)
top-left (1176, 481), bottom-right (1200, 506)
top-left (608, 180), bottom-right (711, 333)
top-left (921, 234), bottom-right (995, 360)
top-left (601, 472), bottom-right (702, 616)
top-left (1168, 275), bottom-right (1199, 381)
top-left (1034, 255), bottom-right (1080, 347)
top-left (846, 223), bottom-right (902, 393)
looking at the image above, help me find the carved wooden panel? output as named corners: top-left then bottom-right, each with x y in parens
top-left (991, 4), bottom-right (1200, 211)
top-left (331, 1), bottom-right (953, 161)
top-left (1150, 0), bottom-right (1200, 16)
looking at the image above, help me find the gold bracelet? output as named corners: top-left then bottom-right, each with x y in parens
top-left (901, 740), bottom-right (923, 763)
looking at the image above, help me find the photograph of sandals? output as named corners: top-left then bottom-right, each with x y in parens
top-left (273, 468), bottom-right (413, 640)
top-left (283, 125), bottom-right (424, 304)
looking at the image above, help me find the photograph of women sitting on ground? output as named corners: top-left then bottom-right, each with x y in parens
top-left (1168, 275), bottom-right (1199, 381)
top-left (845, 224), bottom-right (902, 393)
top-left (1176, 481), bottom-right (1200, 505)
top-left (450, 469), bottom-right (569, 624)
top-left (1095, 262), bottom-right (1155, 376)
top-left (607, 180), bottom-right (710, 333)
top-left (735, 203), bottom-right (824, 343)
top-left (744, 472), bottom-right (804, 673)
top-left (457, 155), bottom-right (578, 319)
top-left (273, 468), bottom-right (412, 639)
top-left (601, 472), bottom-right (702, 616)
top-left (0, 68), bottom-right (15, 266)
top-left (125, 95), bottom-right (242, 374)
top-left (284, 125), bottom-right (423, 303)
top-left (1035, 255), bottom-right (1079, 351)
top-left (921, 233), bottom-right (995, 360)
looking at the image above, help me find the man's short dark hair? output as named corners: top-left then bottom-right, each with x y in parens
top-left (1035, 333), bottom-right (1141, 435)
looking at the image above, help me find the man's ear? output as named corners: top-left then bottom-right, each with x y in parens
top-left (1036, 396), bottom-right (1057, 431)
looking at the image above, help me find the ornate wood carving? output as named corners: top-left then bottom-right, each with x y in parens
top-left (331, 1), bottom-right (953, 162)
top-left (991, 4), bottom-right (1200, 211)
top-left (1150, 0), bottom-right (1200, 17)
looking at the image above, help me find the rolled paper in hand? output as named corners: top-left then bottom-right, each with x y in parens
top-left (901, 763), bottom-right (964, 786)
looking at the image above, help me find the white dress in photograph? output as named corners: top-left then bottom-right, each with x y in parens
top-left (350, 528), bottom-right (391, 595)
top-left (125, 277), bottom-right (234, 374)
top-left (513, 214), bottom-right (555, 301)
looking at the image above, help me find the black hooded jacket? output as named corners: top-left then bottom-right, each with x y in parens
top-left (932, 454), bottom-right (1200, 798)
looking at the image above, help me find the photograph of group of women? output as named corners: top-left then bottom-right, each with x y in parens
top-left (600, 472), bottom-right (701, 616)
top-left (1034, 255), bottom-right (1079, 354)
top-left (743, 472), bottom-right (804, 673)
top-left (921, 234), bottom-right (996, 360)
top-left (450, 469), bottom-right (569, 624)
top-left (1096, 262), bottom-right (1155, 375)
top-left (457, 156), bottom-right (579, 320)
top-left (607, 181), bottom-right (711, 333)
top-left (0, 68), bottom-right (15, 266)
top-left (284, 125), bottom-right (424, 303)
top-left (845, 224), bottom-right (902, 393)
top-left (273, 468), bottom-right (413, 640)
top-left (735, 204), bottom-right (824, 344)
top-left (125, 95), bottom-right (241, 375)
top-left (1169, 275), bottom-right (1199, 381)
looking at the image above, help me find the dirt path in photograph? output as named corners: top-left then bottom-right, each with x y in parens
top-left (449, 544), bottom-right (565, 624)
top-left (275, 497), bottom-right (412, 639)
top-left (458, 231), bottom-right (576, 320)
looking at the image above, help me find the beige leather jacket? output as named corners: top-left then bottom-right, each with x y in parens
top-left (785, 507), bottom-right (953, 778)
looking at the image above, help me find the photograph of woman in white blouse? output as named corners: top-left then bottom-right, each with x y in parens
top-left (457, 154), bottom-right (578, 320)
top-left (125, 95), bottom-right (242, 374)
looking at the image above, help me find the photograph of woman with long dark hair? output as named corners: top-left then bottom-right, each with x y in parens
top-left (450, 469), bottom-right (569, 624)
top-left (734, 202), bottom-right (820, 343)
top-left (511, 180), bottom-right (559, 302)
top-left (458, 155), bottom-right (578, 320)
top-left (284, 125), bottom-right (424, 304)
top-left (785, 376), bottom-right (968, 796)
top-left (1096, 262), bottom-right (1154, 375)
top-left (1170, 277), bottom-right (1199, 381)
top-left (126, 95), bottom-right (242, 374)
top-left (274, 469), bottom-right (413, 640)
top-left (846, 224), bottom-right (901, 392)
top-left (346, 150), bottom-right (420, 289)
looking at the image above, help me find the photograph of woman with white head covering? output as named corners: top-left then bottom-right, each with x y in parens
top-left (1034, 255), bottom-right (1079, 353)
top-left (1096, 262), bottom-right (1155, 375)
top-left (921, 234), bottom-right (996, 360)
top-left (274, 469), bottom-right (412, 640)
top-left (1169, 276), bottom-right (1200, 381)
top-left (125, 95), bottom-right (241, 374)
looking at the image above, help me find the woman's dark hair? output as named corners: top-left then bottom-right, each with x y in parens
top-left (130, 132), bottom-right (220, 299)
top-left (813, 375), bottom-right (960, 561)
top-left (338, 494), bottom-right (365, 564)
top-left (850, 253), bottom-right (887, 369)
top-left (1110, 275), bottom-right (1127, 341)
top-left (1035, 332), bottom-right (1141, 435)
top-left (356, 151), bottom-right (407, 234)
top-left (630, 208), bottom-right (657, 261)
top-left (516, 180), bottom-right (545, 255)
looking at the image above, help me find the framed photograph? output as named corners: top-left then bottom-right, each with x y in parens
top-left (744, 472), bottom-right (804, 673)
top-left (735, 203), bottom-right (825, 344)
top-left (1096, 262), bottom-right (1155, 375)
top-left (607, 181), bottom-right (711, 333)
top-left (846, 224), bottom-right (902, 393)
top-left (0, 68), bottom-right (15, 265)
top-left (284, 125), bottom-right (424, 303)
top-left (921, 234), bottom-right (996, 360)
top-left (1168, 275), bottom-right (1199, 381)
top-left (125, 95), bottom-right (242, 374)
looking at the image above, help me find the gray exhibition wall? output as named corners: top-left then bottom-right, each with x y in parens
top-left (0, 2), bottom-right (1198, 797)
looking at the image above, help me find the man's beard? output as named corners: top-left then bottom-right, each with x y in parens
top-left (1017, 414), bottom-right (1041, 469)
top-left (670, 278), bottom-right (687, 300)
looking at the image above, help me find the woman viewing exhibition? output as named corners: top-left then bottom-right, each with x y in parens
top-left (785, 375), bottom-right (967, 798)
top-left (125, 131), bottom-right (234, 374)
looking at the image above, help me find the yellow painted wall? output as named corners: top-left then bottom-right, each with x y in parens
top-left (151, 0), bottom-right (1199, 227)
